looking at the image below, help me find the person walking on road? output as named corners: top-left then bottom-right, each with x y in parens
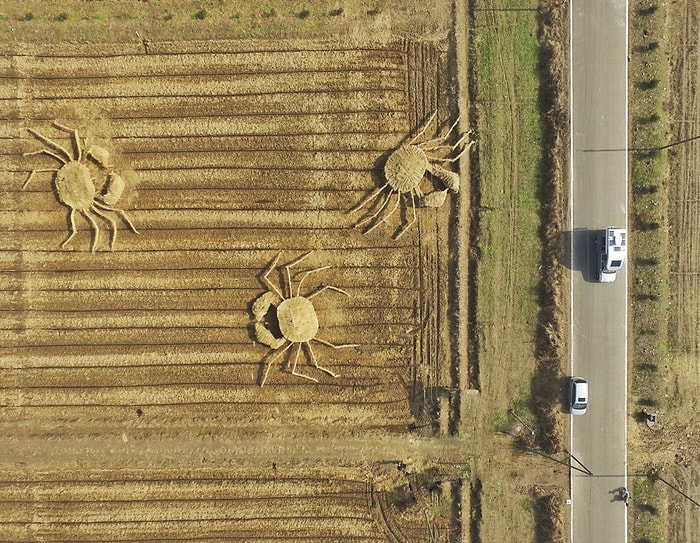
top-left (621, 487), bottom-right (631, 508)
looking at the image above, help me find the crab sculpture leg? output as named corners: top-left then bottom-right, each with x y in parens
top-left (260, 253), bottom-right (284, 297)
top-left (364, 189), bottom-right (402, 234)
top-left (305, 285), bottom-right (359, 350)
top-left (52, 122), bottom-right (83, 162)
top-left (25, 127), bottom-right (74, 162)
top-left (366, 187), bottom-right (418, 240)
top-left (22, 129), bottom-right (72, 189)
top-left (283, 252), bottom-right (355, 380)
top-left (285, 251), bottom-right (330, 296)
top-left (394, 191), bottom-right (418, 240)
top-left (22, 168), bottom-right (57, 189)
top-left (89, 205), bottom-right (117, 250)
top-left (62, 208), bottom-right (99, 250)
top-left (409, 110), bottom-right (439, 145)
top-left (94, 202), bottom-right (139, 249)
top-left (351, 183), bottom-right (419, 239)
top-left (261, 342), bottom-right (296, 386)
top-left (415, 114), bottom-right (460, 148)
top-left (418, 115), bottom-right (472, 158)
top-left (420, 118), bottom-right (474, 192)
top-left (51, 121), bottom-right (115, 168)
top-left (350, 184), bottom-right (393, 230)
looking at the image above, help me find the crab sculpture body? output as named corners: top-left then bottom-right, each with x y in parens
top-left (351, 111), bottom-right (474, 239)
top-left (23, 121), bottom-right (138, 252)
top-left (251, 252), bottom-right (358, 387)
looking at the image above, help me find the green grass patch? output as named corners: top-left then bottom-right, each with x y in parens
top-left (471, 1), bottom-right (543, 413)
top-left (632, 476), bottom-right (665, 542)
top-left (485, 407), bottom-right (510, 434)
top-left (261, 5), bottom-right (277, 18)
top-left (510, 385), bottom-right (534, 418)
top-left (628, 0), bottom-right (670, 401)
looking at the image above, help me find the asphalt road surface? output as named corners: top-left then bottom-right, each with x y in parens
top-left (569, 0), bottom-right (629, 542)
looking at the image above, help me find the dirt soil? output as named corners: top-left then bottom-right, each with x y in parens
top-left (628, 0), bottom-right (700, 540)
top-left (0, 1), bottom-right (476, 541)
top-left (0, 0), bottom-right (573, 541)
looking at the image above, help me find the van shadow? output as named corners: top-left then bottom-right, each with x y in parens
top-left (559, 375), bottom-right (571, 414)
top-left (559, 228), bottom-right (602, 283)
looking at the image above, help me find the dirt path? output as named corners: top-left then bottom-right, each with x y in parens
top-left (660, 1), bottom-right (700, 540)
top-left (668, 2), bottom-right (700, 352)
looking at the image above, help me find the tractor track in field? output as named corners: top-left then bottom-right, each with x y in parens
top-left (668, 1), bottom-right (700, 352)
top-left (1, 469), bottom-right (387, 542)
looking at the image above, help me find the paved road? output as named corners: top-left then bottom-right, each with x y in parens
top-left (569, 0), bottom-right (629, 541)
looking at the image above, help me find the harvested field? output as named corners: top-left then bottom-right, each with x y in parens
top-left (1, 466), bottom-right (461, 542)
top-left (0, 15), bottom-right (468, 542)
top-left (658, 0), bottom-right (700, 539)
top-left (668, 3), bottom-right (700, 353)
top-left (1, 38), bottom-right (458, 432)
top-left (0, 0), bottom-right (571, 541)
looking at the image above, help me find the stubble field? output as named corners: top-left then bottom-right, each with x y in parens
top-left (0, 3), bottom-right (470, 541)
top-left (646, 0), bottom-right (700, 540)
top-left (0, 0), bottom-right (576, 541)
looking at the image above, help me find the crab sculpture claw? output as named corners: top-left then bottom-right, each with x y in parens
top-left (100, 171), bottom-right (125, 206)
top-left (86, 145), bottom-right (113, 168)
top-left (252, 291), bottom-right (285, 349)
top-left (429, 163), bottom-right (461, 193)
top-left (421, 189), bottom-right (448, 208)
top-left (421, 162), bottom-right (463, 207)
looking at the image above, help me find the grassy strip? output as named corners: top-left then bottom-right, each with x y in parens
top-left (470, 0), bottom-right (567, 453)
top-left (628, 0), bottom-right (671, 540)
top-left (0, 1), bottom-right (433, 42)
top-left (470, 0), bottom-right (542, 423)
top-left (469, 2), bottom-right (569, 539)
top-left (632, 475), bottom-right (666, 542)
top-left (629, 0), bottom-right (670, 402)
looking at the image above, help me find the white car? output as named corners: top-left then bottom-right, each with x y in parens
top-left (569, 377), bottom-right (589, 415)
top-left (595, 227), bottom-right (627, 283)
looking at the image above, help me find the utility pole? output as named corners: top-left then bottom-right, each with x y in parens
top-left (509, 409), bottom-right (535, 436)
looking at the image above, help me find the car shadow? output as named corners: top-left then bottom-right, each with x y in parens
top-left (560, 228), bottom-right (603, 283)
top-left (559, 375), bottom-right (575, 415)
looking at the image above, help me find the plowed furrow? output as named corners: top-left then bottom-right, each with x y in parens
top-left (13, 48), bottom-right (404, 78)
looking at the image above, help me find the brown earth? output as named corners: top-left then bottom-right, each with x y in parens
top-left (628, 0), bottom-right (700, 541)
top-left (0, 2), bottom-right (473, 542)
top-left (660, 0), bottom-right (700, 539)
top-left (0, 1), bottom-right (573, 542)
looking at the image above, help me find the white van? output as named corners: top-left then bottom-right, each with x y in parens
top-left (595, 227), bottom-right (627, 283)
